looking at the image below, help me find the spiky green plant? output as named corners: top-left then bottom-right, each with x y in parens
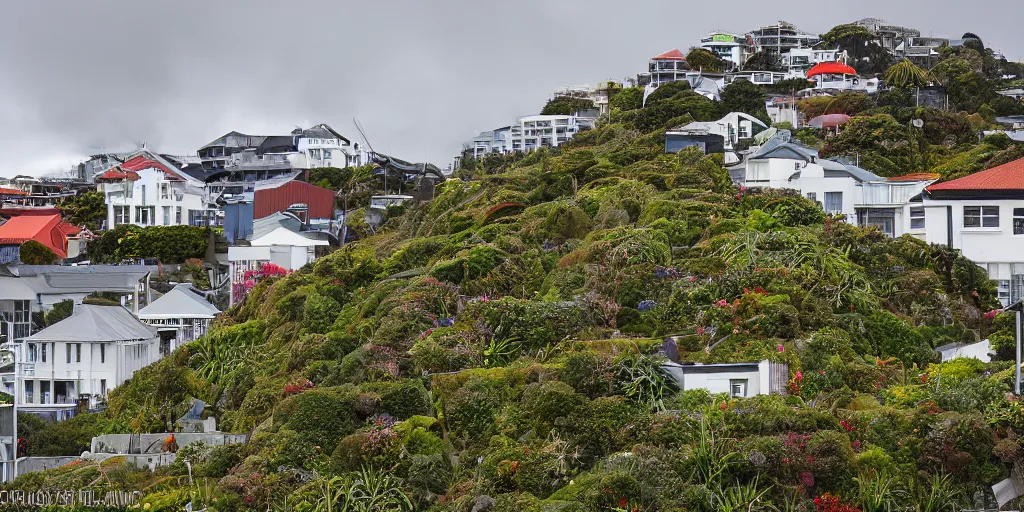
top-left (884, 60), bottom-right (930, 88)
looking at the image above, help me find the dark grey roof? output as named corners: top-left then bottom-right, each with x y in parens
top-left (839, 164), bottom-right (884, 182)
top-left (301, 124), bottom-right (352, 145)
top-left (199, 131), bottom-right (271, 151)
top-left (748, 140), bottom-right (855, 173)
top-left (180, 163), bottom-right (229, 182)
top-left (255, 136), bottom-right (297, 155)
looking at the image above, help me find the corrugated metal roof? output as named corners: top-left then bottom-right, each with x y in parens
top-left (24, 304), bottom-right (158, 342)
top-left (254, 180), bottom-right (335, 220)
top-left (138, 283), bottom-right (220, 319)
top-left (0, 214), bottom-right (67, 257)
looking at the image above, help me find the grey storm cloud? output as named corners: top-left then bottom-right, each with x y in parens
top-left (0, 0), bottom-right (1020, 177)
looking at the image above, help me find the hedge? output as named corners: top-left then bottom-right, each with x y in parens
top-left (91, 225), bottom-right (209, 263)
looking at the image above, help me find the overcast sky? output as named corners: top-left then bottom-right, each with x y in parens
top-left (0, 0), bottom-right (1019, 177)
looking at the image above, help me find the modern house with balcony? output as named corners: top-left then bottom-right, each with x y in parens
top-left (509, 115), bottom-right (593, 152)
top-left (98, 151), bottom-right (215, 228)
top-left (700, 33), bottom-right (747, 69)
top-left (747, 21), bottom-right (820, 58)
top-left (665, 112), bottom-right (768, 162)
top-left (4, 304), bottom-right (162, 420)
top-left (637, 49), bottom-right (689, 87)
top-left (921, 156), bottom-right (1024, 305)
top-left (802, 62), bottom-right (880, 95)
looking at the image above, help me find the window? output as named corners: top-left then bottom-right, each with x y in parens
top-left (163, 206), bottom-right (171, 225)
top-left (160, 183), bottom-right (169, 199)
top-left (100, 343), bottom-right (105, 364)
top-left (114, 206), bottom-right (130, 226)
top-left (1015, 208), bottom-right (1024, 235)
top-left (730, 379), bottom-right (748, 397)
top-left (76, 343), bottom-right (81, 363)
top-left (25, 381), bottom-right (32, 404)
top-left (323, 149), bottom-right (332, 160)
top-left (28, 344), bottom-right (37, 362)
top-left (135, 206), bottom-right (152, 225)
top-left (175, 206), bottom-right (182, 225)
top-left (738, 122), bottom-right (750, 139)
top-left (66, 343), bottom-right (72, 363)
top-left (13, 300), bottom-right (30, 340)
top-left (964, 206), bottom-right (999, 228)
top-left (824, 192), bottom-right (843, 213)
top-left (141, 185), bottom-right (146, 203)
top-left (999, 279), bottom-right (1011, 305)
top-left (41, 343), bottom-right (46, 363)
top-left (806, 192), bottom-right (817, 203)
top-left (309, 149), bottom-right (321, 160)
top-left (910, 207), bottom-right (925, 230)
top-left (100, 379), bottom-right (107, 396)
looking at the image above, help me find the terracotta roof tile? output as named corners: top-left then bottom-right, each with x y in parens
top-left (652, 49), bottom-right (687, 61)
top-left (806, 62), bottom-right (858, 78)
top-left (927, 157), bottom-right (1024, 191)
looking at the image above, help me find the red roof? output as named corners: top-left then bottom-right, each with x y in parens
top-left (927, 157), bottom-right (1024, 192)
top-left (97, 168), bottom-right (140, 181)
top-left (120, 154), bottom-right (184, 181)
top-left (808, 114), bottom-right (851, 128)
top-left (0, 214), bottom-right (69, 258)
top-left (0, 187), bottom-right (27, 196)
top-left (652, 49), bottom-right (687, 61)
top-left (806, 62), bottom-right (858, 78)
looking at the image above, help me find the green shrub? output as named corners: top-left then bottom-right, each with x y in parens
top-left (272, 385), bottom-right (361, 452)
top-left (360, 380), bottom-right (432, 419)
top-left (19, 240), bottom-right (58, 264)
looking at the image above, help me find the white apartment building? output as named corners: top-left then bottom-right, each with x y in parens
top-left (780, 48), bottom-right (844, 76)
top-left (4, 305), bottom-right (162, 420)
top-left (921, 157), bottom-right (1024, 305)
top-left (509, 115), bottom-right (593, 152)
top-left (99, 151), bottom-right (213, 228)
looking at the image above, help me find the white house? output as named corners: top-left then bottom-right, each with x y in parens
top-left (922, 157), bottom-right (1024, 305)
top-left (638, 49), bottom-right (689, 87)
top-left (0, 265), bottom-right (157, 345)
top-left (98, 151), bottom-right (214, 228)
top-left (936, 339), bottom-right (992, 363)
top-left (138, 283), bottom-right (220, 351)
top-left (700, 32), bottom-right (747, 69)
top-left (4, 305), bottom-right (162, 420)
top-left (504, 114), bottom-right (595, 153)
top-left (661, 360), bottom-right (789, 398)
top-left (780, 48), bottom-right (844, 76)
top-left (228, 216), bottom-right (329, 306)
top-left (735, 135), bottom-right (935, 235)
top-left (802, 62), bottom-right (879, 95)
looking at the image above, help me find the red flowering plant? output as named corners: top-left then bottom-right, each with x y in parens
top-left (814, 493), bottom-right (861, 512)
top-left (283, 378), bottom-right (314, 396)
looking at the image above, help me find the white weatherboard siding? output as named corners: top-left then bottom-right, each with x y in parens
top-left (104, 168), bottom-right (208, 228)
top-left (921, 198), bottom-right (1024, 305)
top-left (6, 305), bottom-right (163, 418)
top-left (661, 360), bottom-right (780, 398)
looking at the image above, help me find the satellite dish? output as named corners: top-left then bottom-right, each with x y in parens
top-left (912, 119), bottom-right (924, 128)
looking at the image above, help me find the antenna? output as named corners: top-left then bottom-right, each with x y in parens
top-left (353, 117), bottom-right (385, 192)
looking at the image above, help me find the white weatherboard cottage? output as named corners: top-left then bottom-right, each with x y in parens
top-left (922, 156), bottom-right (1024, 305)
top-left (3, 305), bottom-right (162, 420)
top-left (662, 360), bottom-right (789, 397)
top-left (138, 283), bottom-right (220, 351)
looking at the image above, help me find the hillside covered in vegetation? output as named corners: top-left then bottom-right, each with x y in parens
top-left (16, 62), bottom-right (1024, 512)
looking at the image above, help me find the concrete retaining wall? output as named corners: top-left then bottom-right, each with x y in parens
top-left (91, 433), bottom-right (247, 454)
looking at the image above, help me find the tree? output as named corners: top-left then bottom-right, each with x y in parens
top-left (541, 95), bottom-right (595, 116)
top-left (58, 191), bottom-right (106, 232)
top-left (884, 60), bottom-right (930, 89)
top-left (685, 48), bottom-right (726, 72)
top-left (720, 80), bottom-right (770, 124)
top-left (609, 87), bottom-right (643, 111)
top-left (820, 23), bottom-right (892, 75)
top-left (742, 51), bottom-right (781, 72)
top-left (19, 240), bottom-right (57, 264)
top-left (818, 114), bottom-right (913, 176)
top-left (796, 92), bottom-right (873, 119)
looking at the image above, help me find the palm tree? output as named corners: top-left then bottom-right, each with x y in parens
top-left (884, 60), bottom-right (930, 89)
